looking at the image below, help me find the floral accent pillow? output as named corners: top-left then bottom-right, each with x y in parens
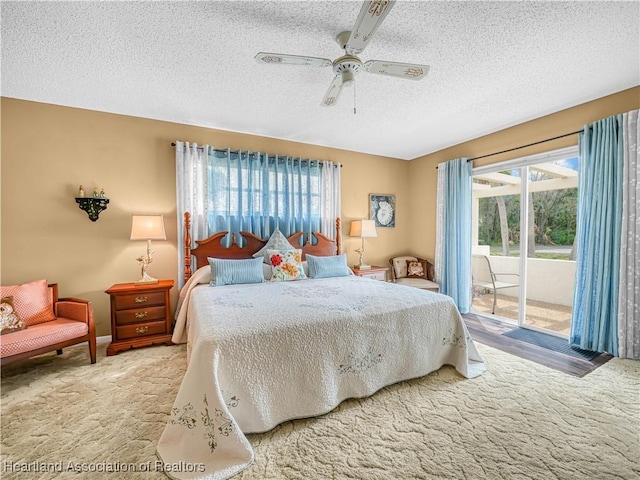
top-left (268, 249), bottom-right (307, 282)
top-left (0, 296), bottom-right (27, 335)
top-left (252, 228), bottom-right (295, 264)
top-left (406, 259), bottom-right (427, 279)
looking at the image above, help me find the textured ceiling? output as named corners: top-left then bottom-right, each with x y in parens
top-left (2, 1), bottom-right (639, 160)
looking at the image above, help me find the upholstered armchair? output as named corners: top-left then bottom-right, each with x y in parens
top-left (0, 280), bottom-right (96, 366)
top-left (389, 256), bottom-right (440, 291)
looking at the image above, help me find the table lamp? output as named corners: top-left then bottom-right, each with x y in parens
top-left (349, 219), bottom-right (377, 270)
top-left (130, 215), bottom-right (166, 284)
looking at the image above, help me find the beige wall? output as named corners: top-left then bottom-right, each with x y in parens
top-left (1, 98), bottom-right (409, 336)
top-left (407, 86), bottom-right (640, 261)
top-left (3, 87), bottom-right (638, 336)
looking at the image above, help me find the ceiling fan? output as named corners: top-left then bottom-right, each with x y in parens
top-left (254, 0), bottom-right (429, 108)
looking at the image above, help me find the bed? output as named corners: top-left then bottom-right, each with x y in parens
top-left (157, 214), bottom-right (486, 480)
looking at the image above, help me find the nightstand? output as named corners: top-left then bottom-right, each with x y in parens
top-left (105, 280), bottom-right (174, 356)
top-left (352, 266), bottom-right (390, 282)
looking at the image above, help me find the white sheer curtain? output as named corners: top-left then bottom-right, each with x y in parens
top-left (320, 160), bottom-right (341, 241)
top-left (618, 109), bottom-right (639, 359)
top-left (175, 142), bottom-right (210, 287)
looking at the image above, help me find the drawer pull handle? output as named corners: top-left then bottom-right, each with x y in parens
top-left (135, 296), bottom-right (148, 303)
top-left (135, 311), bottom-right (149, 319)
top-left (135, 326), bottom-right (149, 334)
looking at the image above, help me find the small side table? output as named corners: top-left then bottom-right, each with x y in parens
top-left (352, 266), bottom-right (390, 282)
top-left (105, 280), bottom-right (174, 356)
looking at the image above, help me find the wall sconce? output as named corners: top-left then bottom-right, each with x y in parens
top-left (349, 219), bottom-right (377, 270)
top-left (130, 215), bottom-right (166, 285)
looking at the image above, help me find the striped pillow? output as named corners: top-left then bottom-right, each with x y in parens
top-left (306, 253), bottom-right (351, 279)
top-left (208, 257), bottom-right (265, 287)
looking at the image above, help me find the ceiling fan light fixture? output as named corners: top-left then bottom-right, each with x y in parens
top-left (342, 70), bottom-right (355, 87)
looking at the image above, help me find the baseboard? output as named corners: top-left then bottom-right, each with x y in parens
top-left (96, 335), bottom-right (112, 345)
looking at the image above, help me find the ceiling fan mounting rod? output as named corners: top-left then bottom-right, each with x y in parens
top-left (336, 31), bottom-right (352, 51)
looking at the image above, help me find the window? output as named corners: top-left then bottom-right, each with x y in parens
top-left (208, 151), bottom-right (325, 243)
top-left (175, 142), bottom-right (341, 286)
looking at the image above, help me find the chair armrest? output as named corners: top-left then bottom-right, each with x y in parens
top-left (492, 273), bottom-right (520, 278)
top-left (388, 258), bottom-right (398, 281)
top-left (55, 298), bottom-right (93, 325)
top-left (417, 257), bottom-right (436, 281)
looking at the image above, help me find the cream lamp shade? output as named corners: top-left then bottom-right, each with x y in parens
top-left (130, 215), bottom-right (166, 241)
top-left (349, 219), bottom-right (378, 238)
top-left (349, 219), bottom-right (377, 269)
top-left (130, 215), bottom-right (166, 284)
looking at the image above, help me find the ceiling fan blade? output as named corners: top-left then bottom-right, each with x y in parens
top-left (364, 60), bottom-right (430, 80)
top-left (255, 52), bottom-right (332, 67)
top-left (345, 0), bottom-right (396, 55)
top-left (321, 75), bottom-right (344, 107)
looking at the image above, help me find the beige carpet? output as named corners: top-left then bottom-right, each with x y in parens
top-left (1, 341), bottom-right (639, 480)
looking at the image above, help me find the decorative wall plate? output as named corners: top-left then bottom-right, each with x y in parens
top-left (369, 194), bottom-right (395, 228)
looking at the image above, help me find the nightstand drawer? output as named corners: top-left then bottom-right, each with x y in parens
top-left (352, 266), bottom-right (389, 281)
top-left (115, 306), bottom-right (166, 325)
top-left (360, 271), bottom-right (387, 281)
top-left (115, 291), bottom-right (166, 310)
top-left (116, 321), bottom-right (167, 339)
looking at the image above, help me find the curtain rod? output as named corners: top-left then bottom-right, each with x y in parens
top-left (468, 129), bottom-right (583, 162)
top-left (435, 129), bottom-right (583, 169)
top-left (170, 142), bottom-right (341, 166)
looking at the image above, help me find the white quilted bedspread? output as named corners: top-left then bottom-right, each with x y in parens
top-left (157, 274), bottom-right (485, 480)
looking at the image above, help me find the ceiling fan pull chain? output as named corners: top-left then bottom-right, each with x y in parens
top-left (353, 80), bottom-right (357, 115)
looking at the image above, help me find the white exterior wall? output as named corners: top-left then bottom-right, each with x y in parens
top-left (472, 251), bottom-right (576, 307)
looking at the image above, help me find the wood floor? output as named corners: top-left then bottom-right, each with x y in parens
top-left (463, 313), bottom-right (613, 377)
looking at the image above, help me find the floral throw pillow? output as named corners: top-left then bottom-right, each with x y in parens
top-left (406, 259), bottom-right (427, 279)
top-left (268, 249), bottom-right (307, 282)
top-left (0, 296), bottom-right (27, 335)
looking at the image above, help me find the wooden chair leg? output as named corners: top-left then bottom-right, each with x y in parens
top-left (88, 337), bottom-right (97, 364)
top-left (56, 349), bottom-right (63, 355)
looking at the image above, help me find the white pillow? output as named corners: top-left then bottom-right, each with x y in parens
top-left (252, 228), bottom-right (295, 263)
top-left (263, 263), bottom-right (273, 280)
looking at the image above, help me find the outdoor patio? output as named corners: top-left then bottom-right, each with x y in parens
top-left (471, 292), bottom-right (572, 336)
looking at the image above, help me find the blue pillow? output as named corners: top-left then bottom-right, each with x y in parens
top-left (306, 253), bottom-right (351, 279)
top-left (208, 257), bottom-right (265, 287)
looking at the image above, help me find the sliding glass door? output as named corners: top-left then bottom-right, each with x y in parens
top-left (472, 172), bottom-right (522, 323)
top-left (471, 147), bottom-right (579, 337)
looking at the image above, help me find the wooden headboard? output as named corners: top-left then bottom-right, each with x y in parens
top-left (183, 213), bottom-right (342, 282)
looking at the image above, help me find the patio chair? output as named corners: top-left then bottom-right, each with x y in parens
top-left (472, 254), bottom-right (519, 314)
